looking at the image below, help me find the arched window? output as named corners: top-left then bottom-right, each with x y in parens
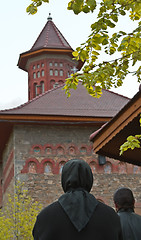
top-left (57, 147), bottom-right (64, 156)
top-left (58, 80), bottom-right (64, 85)
top-left (55, 70), bottom-right (58, 76)
top-left (28, 162), bottom-right (37, 173)
top-left (118, 162), bottom-right (127, 174)
top-left (60, 70), bottom-right (63, 76)
top-left (45, 147), bottom-right (52, 155)
top-left (41, 81), bottom-right (45, 93)
top-left (33, 72), bottom-right (36, 79)
top-left (37, 71), bottom-right (40, 78)
top-left (37, 64), bottom-right (40, 68)
top-left (33, 65), bottom-right (36, 69)
top-left (41, 70), bottom-right (44, 77)
top-left (68, 146), bottom-right (76, 155)
top-left (44, 162), bottom-right (52, 174)
top-left (54, 62), bottom-right (58, 67)
top-left (60, 63), bottom-right (63, 67)
top-left (33, 146), bottom-right (41, 154)
top-left (104, 162), bottom-right (112, 174)
top-left (41, 63), bottom-right (44, 67)
top-left (80, 147), bottom-right (87, 155)
top-left (50, 80), bottom-right (55, 89)
top-left (50, 69), bottom-right (53, 76)
top-left (133, 165), bottom-right (141, 174)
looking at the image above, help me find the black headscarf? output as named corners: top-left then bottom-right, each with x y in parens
top-left (58, 159), bottom-right (98, 232)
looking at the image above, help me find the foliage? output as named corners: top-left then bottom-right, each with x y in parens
top-left (0, 182), bottom-right (42, 240)
top-left (120, 117), bottom-right (141, 155)
top-left (26, 0), bottom-right (141, 97)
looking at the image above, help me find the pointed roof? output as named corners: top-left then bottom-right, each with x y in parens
top-left (17, 15), bottom-right (84, 71)
top-left (31, 14), bottom-right (73, 51)
top-left (0, 83), bottom-right (129, 118)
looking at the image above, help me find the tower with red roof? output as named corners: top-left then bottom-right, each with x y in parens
top-left (18, 14), bottom-right (83, 100)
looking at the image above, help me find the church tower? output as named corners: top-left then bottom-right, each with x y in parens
top-left (18, 14), bottom-right (83, 101)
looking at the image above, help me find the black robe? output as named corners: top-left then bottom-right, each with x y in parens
top-left (33, 200), bottom-right (123, 240)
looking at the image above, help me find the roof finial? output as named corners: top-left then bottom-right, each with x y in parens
top-left (47, 13), bottom-right (52, 21)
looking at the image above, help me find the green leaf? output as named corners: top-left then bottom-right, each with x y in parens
top-left (105, 20), bottom-right (115, 28)
top-left (119, 10), bottom-right (126, 16)
top-left (83, 6), bottom-right (90, 13)
top-left (72, 51), bottom-right (79, 57)
top-left (111, 14), bottom-right (118, 22)
top-left (93, 43), bottom-right (101, 50)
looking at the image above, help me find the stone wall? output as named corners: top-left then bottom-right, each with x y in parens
top-left (2, 124), bottom-right (141, 215)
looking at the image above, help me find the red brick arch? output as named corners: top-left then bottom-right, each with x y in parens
top-left (40, 159), bottom-right (55, 174)
top-left (21, 158), bottom-right (40, 174)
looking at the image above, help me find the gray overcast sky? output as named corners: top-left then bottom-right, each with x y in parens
top-left (0, 0), bottom-right (140, 110)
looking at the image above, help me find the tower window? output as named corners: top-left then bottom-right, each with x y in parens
top-left (33, 65), bottom-right (36, 69)
top-left (37, 64), bottom-right (40, 68)
top-left (60, 63), bottom-right (63, 67)
top-left (33, 72), bottom-right (36, 79)
top-left (55, 70), bottom-right (58, 76)
top-left (50, 80), bottom-right (55, 88)
top-left (60, 70), bottom-right (63, 76)
top-left (41, 63), bottom-right (44, 67)
top-left (37, 71), bottom-right (40, 78)
top-left (58, 80), bottom-right (64, 85)
top-left (54, 62), bottom-right (58, 67)
top-left (50, 69), bottom-right (53, 76)
top-left (49, 62), bottom-right (53, 66)
top-left (41, 81), bottom-right (45, 93)
top-left (41, 70), bottom-right (44, 77)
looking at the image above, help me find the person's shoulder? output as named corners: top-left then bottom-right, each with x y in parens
top-left (133, 212), bottom-right (141, 220)
top-left (97, 201), bottom-right (117, 215)
top-left (38, 201), bottom-right (60, 217)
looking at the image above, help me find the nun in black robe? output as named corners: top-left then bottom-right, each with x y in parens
top-left (33, 159), bottom-right (123, 240)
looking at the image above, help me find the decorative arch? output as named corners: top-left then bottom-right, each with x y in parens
top-left (55, 144), bottom-right (65, 156)
top-left (21, 158), bottom-right (40, 174)
top-left (67, 144), bottom-right (78, 156)
top-left (43, 144), bottom-right (54, 155)
top-left (133, 165), bottom-right (141, 174)
top-left (118, 162), bottom-right (127, 174)
top-left (104, 162), bottom-right (112, 174)
top-left (80, 145), bottom-right (88, 155)
top-left (41, 159), bottom-right (55, 174)
top-left (30, 144), bottom-right (43, 155)
top-left (89, 161), bottom-right (97, 173)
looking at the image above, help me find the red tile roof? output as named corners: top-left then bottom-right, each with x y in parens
top-left (0, 82), bottom-right (129, 118)
top-left (31, 15), bottom-right (73, 51)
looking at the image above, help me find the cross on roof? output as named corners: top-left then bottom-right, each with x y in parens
top-left (71, 66), bottom-right (78, 74)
